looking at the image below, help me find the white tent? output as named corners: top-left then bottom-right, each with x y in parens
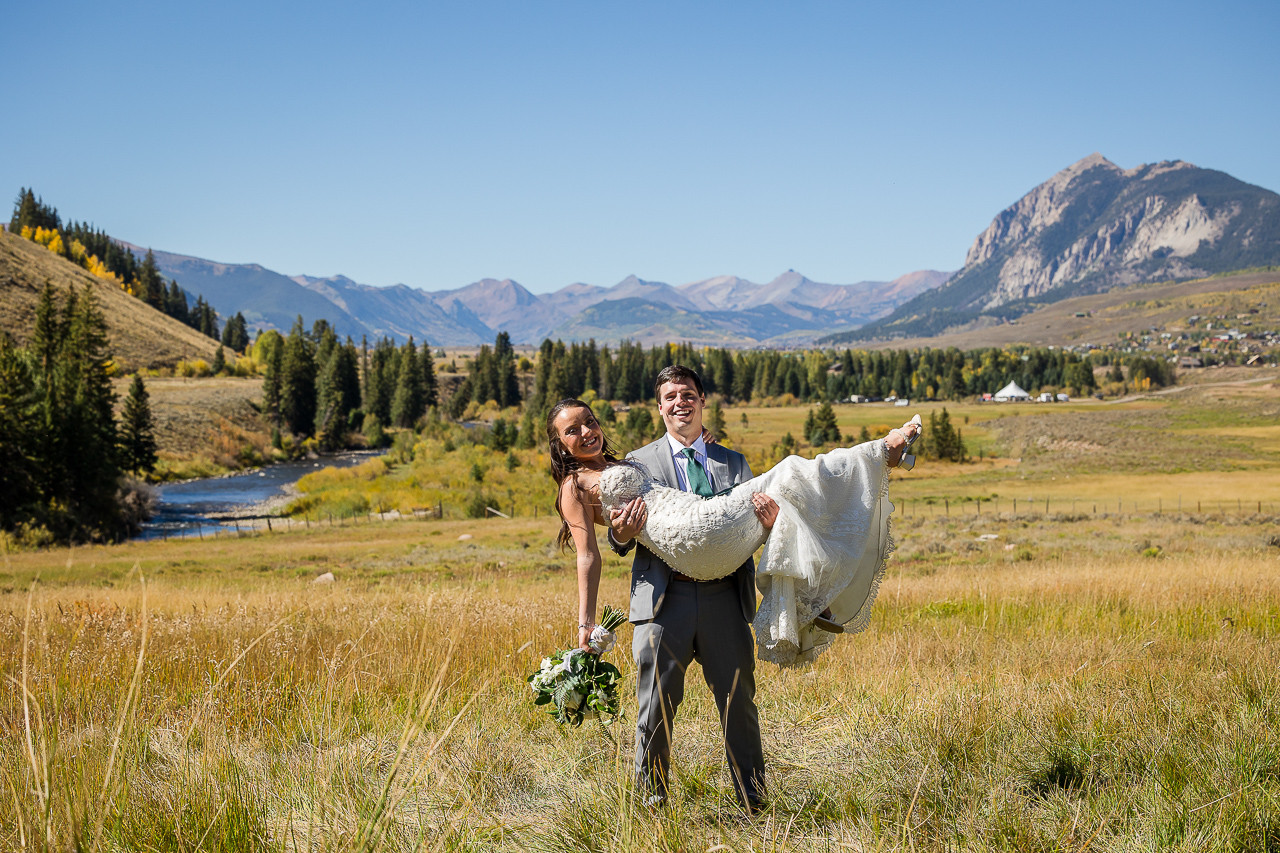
top-left (994, 381), bottom-right (1030, 401)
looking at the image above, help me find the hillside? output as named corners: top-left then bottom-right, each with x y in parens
top-left (848, 267), bottom-right (1280, 352)
top-left (0, 229), bottom-right (220, 369)
top-left (848, 154), bottom-right (1280, 340)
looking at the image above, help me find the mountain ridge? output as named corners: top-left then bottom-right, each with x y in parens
top-left (842, 153), bottom-right (1280, 341)
top-left (137, 244), bottom-right (950, 345)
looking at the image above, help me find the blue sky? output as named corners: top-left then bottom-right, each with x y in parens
top-left (4, 1), bottom-right (1276, 293)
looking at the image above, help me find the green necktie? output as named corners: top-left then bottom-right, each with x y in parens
top-left (679, 447), bottom-right (714, 498)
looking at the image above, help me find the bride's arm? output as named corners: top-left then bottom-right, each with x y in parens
top-left (560, 478), bottom-right (603, 652)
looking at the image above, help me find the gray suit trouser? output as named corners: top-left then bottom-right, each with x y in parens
top-left (632, 577), bottom-right (765, 805)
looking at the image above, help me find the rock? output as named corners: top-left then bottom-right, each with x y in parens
top-left (313, 572), bottom-right (335, 585)
top-left (457, 534), bottom-right (473, 541)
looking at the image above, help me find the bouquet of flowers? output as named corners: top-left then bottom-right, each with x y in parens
top-left (528, 605), bottom-right (627, 727)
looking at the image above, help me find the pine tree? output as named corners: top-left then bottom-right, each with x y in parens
top-left (391, 337), bottom-right (425, 428)
top-left (705, 398), bottom-right (727, 440)
top-left (315, 340), bottom-right (361, 449)
top-left (137, 250), bottom-right (165, 309)
top-left (165, 280), bottom-right (190, 325)
top-left (0, 336), bottom-right (40, 526)
top-left (63, 285), bottom-right (120, 529)
top-left (198, 300), bottom-right (220, 340)
top-left (280, 316), bottom-right (317, 435)
top-left (494, 331), bottom-right (520, 407)
top-left (211, 345), bottom-right (226, 375)
top-left (260, 331), bottom-right (284, 425)
top-left (420, 341), bottom-right (438, 408)
top-left (221, 312), bottom-right (249, 352)
top-left (119, 375), bottom-right (158, 474)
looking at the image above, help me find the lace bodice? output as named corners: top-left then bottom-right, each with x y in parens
top-left (598, 463), bottom-right (768, 581)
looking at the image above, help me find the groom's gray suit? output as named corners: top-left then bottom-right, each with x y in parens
top-left (611, 435), bottom-right (765, 807)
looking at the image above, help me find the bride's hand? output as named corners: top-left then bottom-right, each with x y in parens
top-left (609, 497), bottom-right (647, 543)
top-left (751, 493), bottom-right (779, 530)
top-left (578, 623), bottom-right (594, 652)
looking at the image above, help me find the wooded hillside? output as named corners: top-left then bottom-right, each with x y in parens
top-left (0, 228), bottom-right (219, 369)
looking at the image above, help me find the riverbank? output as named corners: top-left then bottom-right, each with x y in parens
top-left (140, 450), bottom-right (385, 539)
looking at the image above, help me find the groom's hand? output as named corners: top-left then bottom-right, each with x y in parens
top-left (609, 497), bottom-right (647, 543)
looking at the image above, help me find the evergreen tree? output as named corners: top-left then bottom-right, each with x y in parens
top-left (280, 316), bottom-right (317, 435)
top-left (62, 285), bottom-right (120, 530)
top-left (136, 250), bottom-right (165, 309)
top-left (391, 337), bottom-right (425, 428)
top-left (197, 299), bottom-right (220, 340)
top-left (221, 312), bottom-right (250, 352)
top-left (259, 331), bottom-right (284, 425)
top-left (494, 331), bottom-right (520, 407)
top-left (705, 398), bottom-right (727, 441)
top-left (926, 408), bottom-right (966, 462)
top-left (316, 339), bottom-right (361, 449)
top-left (420, 341), bottom-right (438, 408)
top-left (119, 374), bottom-right (158, 474)
top-left (0, 336), bottom-right (40, 527)
top-left (9, 188), bottom-right (60, 233)
top-left (211, 345), bottom-right (226, 375)
top-left (165, 280), bottom-right (190, 325)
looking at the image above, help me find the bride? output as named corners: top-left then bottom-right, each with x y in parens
top-left (550, 396), bottom-right (920, 667)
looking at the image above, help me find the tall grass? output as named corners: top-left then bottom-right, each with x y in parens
top-left (2, 514), bottom-right (1277, 850)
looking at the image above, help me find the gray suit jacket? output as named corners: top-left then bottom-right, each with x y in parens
top-left (613, 436), bottom-right (757, 624)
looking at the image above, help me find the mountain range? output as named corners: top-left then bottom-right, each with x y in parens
top-left (834, 153), bottom-right (1280, 342)
top-left (125, 153), bottom-right (1279, 348)
top-left (130, 241), bottom-right (951, 346)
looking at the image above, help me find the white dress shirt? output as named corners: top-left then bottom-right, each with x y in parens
top-left (665, 433), bottom-right (714, 493)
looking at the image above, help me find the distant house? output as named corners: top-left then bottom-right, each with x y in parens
top-left (1037, 392), bottom-right (1054, 403)
top-left (994, 381), bottom-right (1031, 402)
top-left (1179, 356), bottom-right (1204, 369)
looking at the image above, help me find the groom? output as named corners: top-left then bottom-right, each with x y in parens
top-left (608, 365), bottom-right (778, 812)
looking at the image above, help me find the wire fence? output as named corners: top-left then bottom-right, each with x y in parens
top-left (900, 496), bottom-right (1277, 518)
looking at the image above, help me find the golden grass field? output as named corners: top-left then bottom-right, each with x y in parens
top-left (3, 373), bottom-right (1279, 851)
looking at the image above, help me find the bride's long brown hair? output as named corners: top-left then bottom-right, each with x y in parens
top-left (547, 399), bottom-right (620, 551)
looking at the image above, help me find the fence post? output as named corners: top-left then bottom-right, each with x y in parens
top-left (267, 517), bottom-right (273, 533)
top-left (945, 499), bottom-right (949, 515)
top-left (1045, 497), bottom-right (1049, 515)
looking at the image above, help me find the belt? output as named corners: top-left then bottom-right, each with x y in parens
top-left (671, 571), bottom-right (714, 583)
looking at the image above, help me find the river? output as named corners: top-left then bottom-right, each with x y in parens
top-left (138, 451), bottom-right (383, 540)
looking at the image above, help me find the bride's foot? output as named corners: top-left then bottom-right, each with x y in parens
top-left (813, 607), bottom-right (844, 634)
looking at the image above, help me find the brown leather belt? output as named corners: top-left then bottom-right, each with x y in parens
top-left (671, 571), bottom-right (713, 583)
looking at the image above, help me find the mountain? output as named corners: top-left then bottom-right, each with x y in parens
top-left (842, 153), bottom-right (1280, 341)
top-left (541, 270), bottom-right (951, 345)
top-left (128, 244), bottom-right (374, 339)
top-left (130, 241), bottom-right (948, 345)
top-left (1, 230), bottom-right (219, 369)
top-left (292, 274), bottom-right (490, 344)
top-left (429, 278), bottom-right (565, 342)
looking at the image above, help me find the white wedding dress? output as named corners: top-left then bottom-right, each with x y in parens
top-left (597, 439), bottom-right (894, 667)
